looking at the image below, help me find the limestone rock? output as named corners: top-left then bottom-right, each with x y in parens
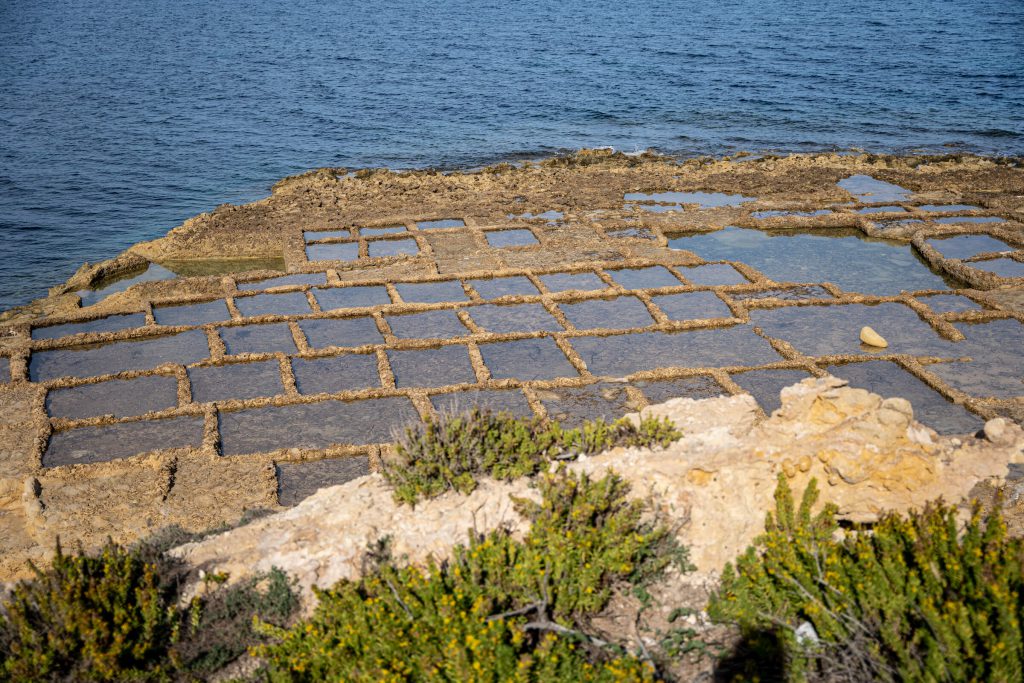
top-left (172, 377), bottom-right (1024, 607)
top-left (860, 325), bottom-right (888, 347)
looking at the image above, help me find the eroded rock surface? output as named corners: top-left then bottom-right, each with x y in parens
top-left (172, 377), bottom-right (1024, 606)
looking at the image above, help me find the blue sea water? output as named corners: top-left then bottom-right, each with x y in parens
top-left (1, 0), bottom-right (1022, 310)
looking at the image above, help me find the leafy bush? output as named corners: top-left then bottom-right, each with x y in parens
top-left (0, 541), bottom-right (179, 682)
top-left (173, 568), bottom-right (297, 678)
top-left (709, 475), bottom-right (1024, 682)
top-left (382, 409), bottom-right (682, 505)
top-left (0, 540), bottom-right (297, 682)
top-left (256, 470), bottom-right (686, 681)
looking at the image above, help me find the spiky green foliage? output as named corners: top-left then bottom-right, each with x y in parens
top-left (172, 567), bottom-right (297, 677)
top-left (383, 409), bottom-right (682, 505)
top-left (0, 541), bottom-right (179, 682)
top-left (256, 470), bottom-right (687, 681)
top-left (709, 475), bottom-right (1024, 682)
top-left (0, 540), bottom-right (298, 683)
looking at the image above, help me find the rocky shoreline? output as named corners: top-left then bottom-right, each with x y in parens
top-left (0, 150), bottom-right (1022, 584)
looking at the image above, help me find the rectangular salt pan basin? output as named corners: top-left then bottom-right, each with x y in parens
top-left (299, 317), bottom-right (384, 348)
top-left (539, 272), bottom-right (608, 292)
top-left (235, 292), bottom-right (311, 317)
top-left (237, 273), bottom-right (327, 291)
top-left (430, 389), bottom-right (534, 418)
top-left (837, 175), bottom-right (911, 203)
top-left (306, 243), bottom-right (359, 262)
top-left (314, 286), bottom-right (392, 310)
top-left (29, 330), bottom-right (210, 382)
top-left (925, 234), bottom-right (1012, 260)
top-left (154, 300), bottom-right (230, 326)
top-left (652, 291), bottom-right (732, 321)
top-left (485, 230), bottom-right (538, 248)
top-left (478, 337), bottom-right (578, 381)
top-left (291, 354), bottom-right (382, 394)
top-left (749, 303), bottom-right (957, 357)
top-left (468, 276), bottom-right (539, 299)
top-left (32, 313), bottom-right (147, 340)
top-left (570, 326), bottom-right (780, 376)
top-left (972, 258), bottom-right (1024, 279)
top-left (44, 416), bottom-right (205, 466)
top-left (537, 382), bottom-right (636, 427)
top-left (388, 346), bottom-right (477, 388)
top-left (219, 397), bottom-right (420, 455)
top-left (188, 360), bottom-right (284, 403)
top-left (418, 219), bottom-right (465, 230)
top-left (395, 281), bottom-right (468, 303)
top-left (360, 226), bottom-right (407, 236)
top-left (560, 297), bottom-right (654, 330)
top-left (466, 304), bottom-right (562, 334)
top-left (606, 266), bottom-right (681, 290)
top-left (220, 323), bottom-right (297, 355)
top-left (386, 310), bottom-right (469, 339)
top-left (368, 239), bottom-right (419, 258)
top-left (304, 229), bottom-right (351, 242)
top-left (46, 374), bottom-right (179, 420)
top-left (277, 457), bottom-right (371, 506)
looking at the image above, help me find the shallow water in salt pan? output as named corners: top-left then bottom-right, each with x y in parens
top-left (188, 360), bottom-right (284, 403)
top-left (219, 397), bottom-right (419, 455)
top-left (30, 330), bottom-right (210, 381)
top-left (44, 416), bottom-right (204, 466)
top-left (537, 382), bottom-right (637, 426)
top-left (46, 374), bottom-right (179, 419)
top-left (430, 388), bottom-right (534, 418)
top-left (277, 457), bottom-right (370, 506)
top-left (670, 227), bottom-right (953, 294)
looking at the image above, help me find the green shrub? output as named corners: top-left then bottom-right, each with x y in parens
top-left (0, 540), bottom-right (298, 682)
top-left (382, 409), bottom-right (681, 505)
top-left (256, 470), bottom-right (685, 681)
top-left (0, 541), bottom-right (179, 682)
top-left (709, 475), bottom-right (1024, 682)
top-left (172, 567), bottom-right (297, 678)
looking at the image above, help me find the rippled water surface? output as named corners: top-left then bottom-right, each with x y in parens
top-left (2, 0), bottom-right (1022, 309)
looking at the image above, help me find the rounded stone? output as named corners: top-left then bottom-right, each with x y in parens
top-left (859, 325), bottom-right (888, 347)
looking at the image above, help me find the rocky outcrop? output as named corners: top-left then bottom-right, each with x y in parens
top-left (172, 377), bottom-right (1024, 606)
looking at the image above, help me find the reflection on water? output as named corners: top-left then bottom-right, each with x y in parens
top-left (669, 226), bottom-right (955, 294)
top-left (77, 264), bottom-right (177, 307)
top-left (837, 175), bottom-right (912, 203)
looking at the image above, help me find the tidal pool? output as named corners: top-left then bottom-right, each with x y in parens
top-left (670, 227), bottom-right (954, 295)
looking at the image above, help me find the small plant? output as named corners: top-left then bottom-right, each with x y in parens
top-left (382, 408), bottom-right (681, 505)
top-left (0, 541), bottom-right (180, 682)
top-left (256, 470), bottom-right (686, 681)
top-left (709, 475), bottom-right (1024, 682)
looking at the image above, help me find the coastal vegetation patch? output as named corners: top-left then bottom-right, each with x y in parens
top-left (381, 408), bottom-right (682, 505)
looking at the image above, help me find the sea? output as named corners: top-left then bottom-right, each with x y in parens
top-left (1, 0), bottom-right (1022, 310)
